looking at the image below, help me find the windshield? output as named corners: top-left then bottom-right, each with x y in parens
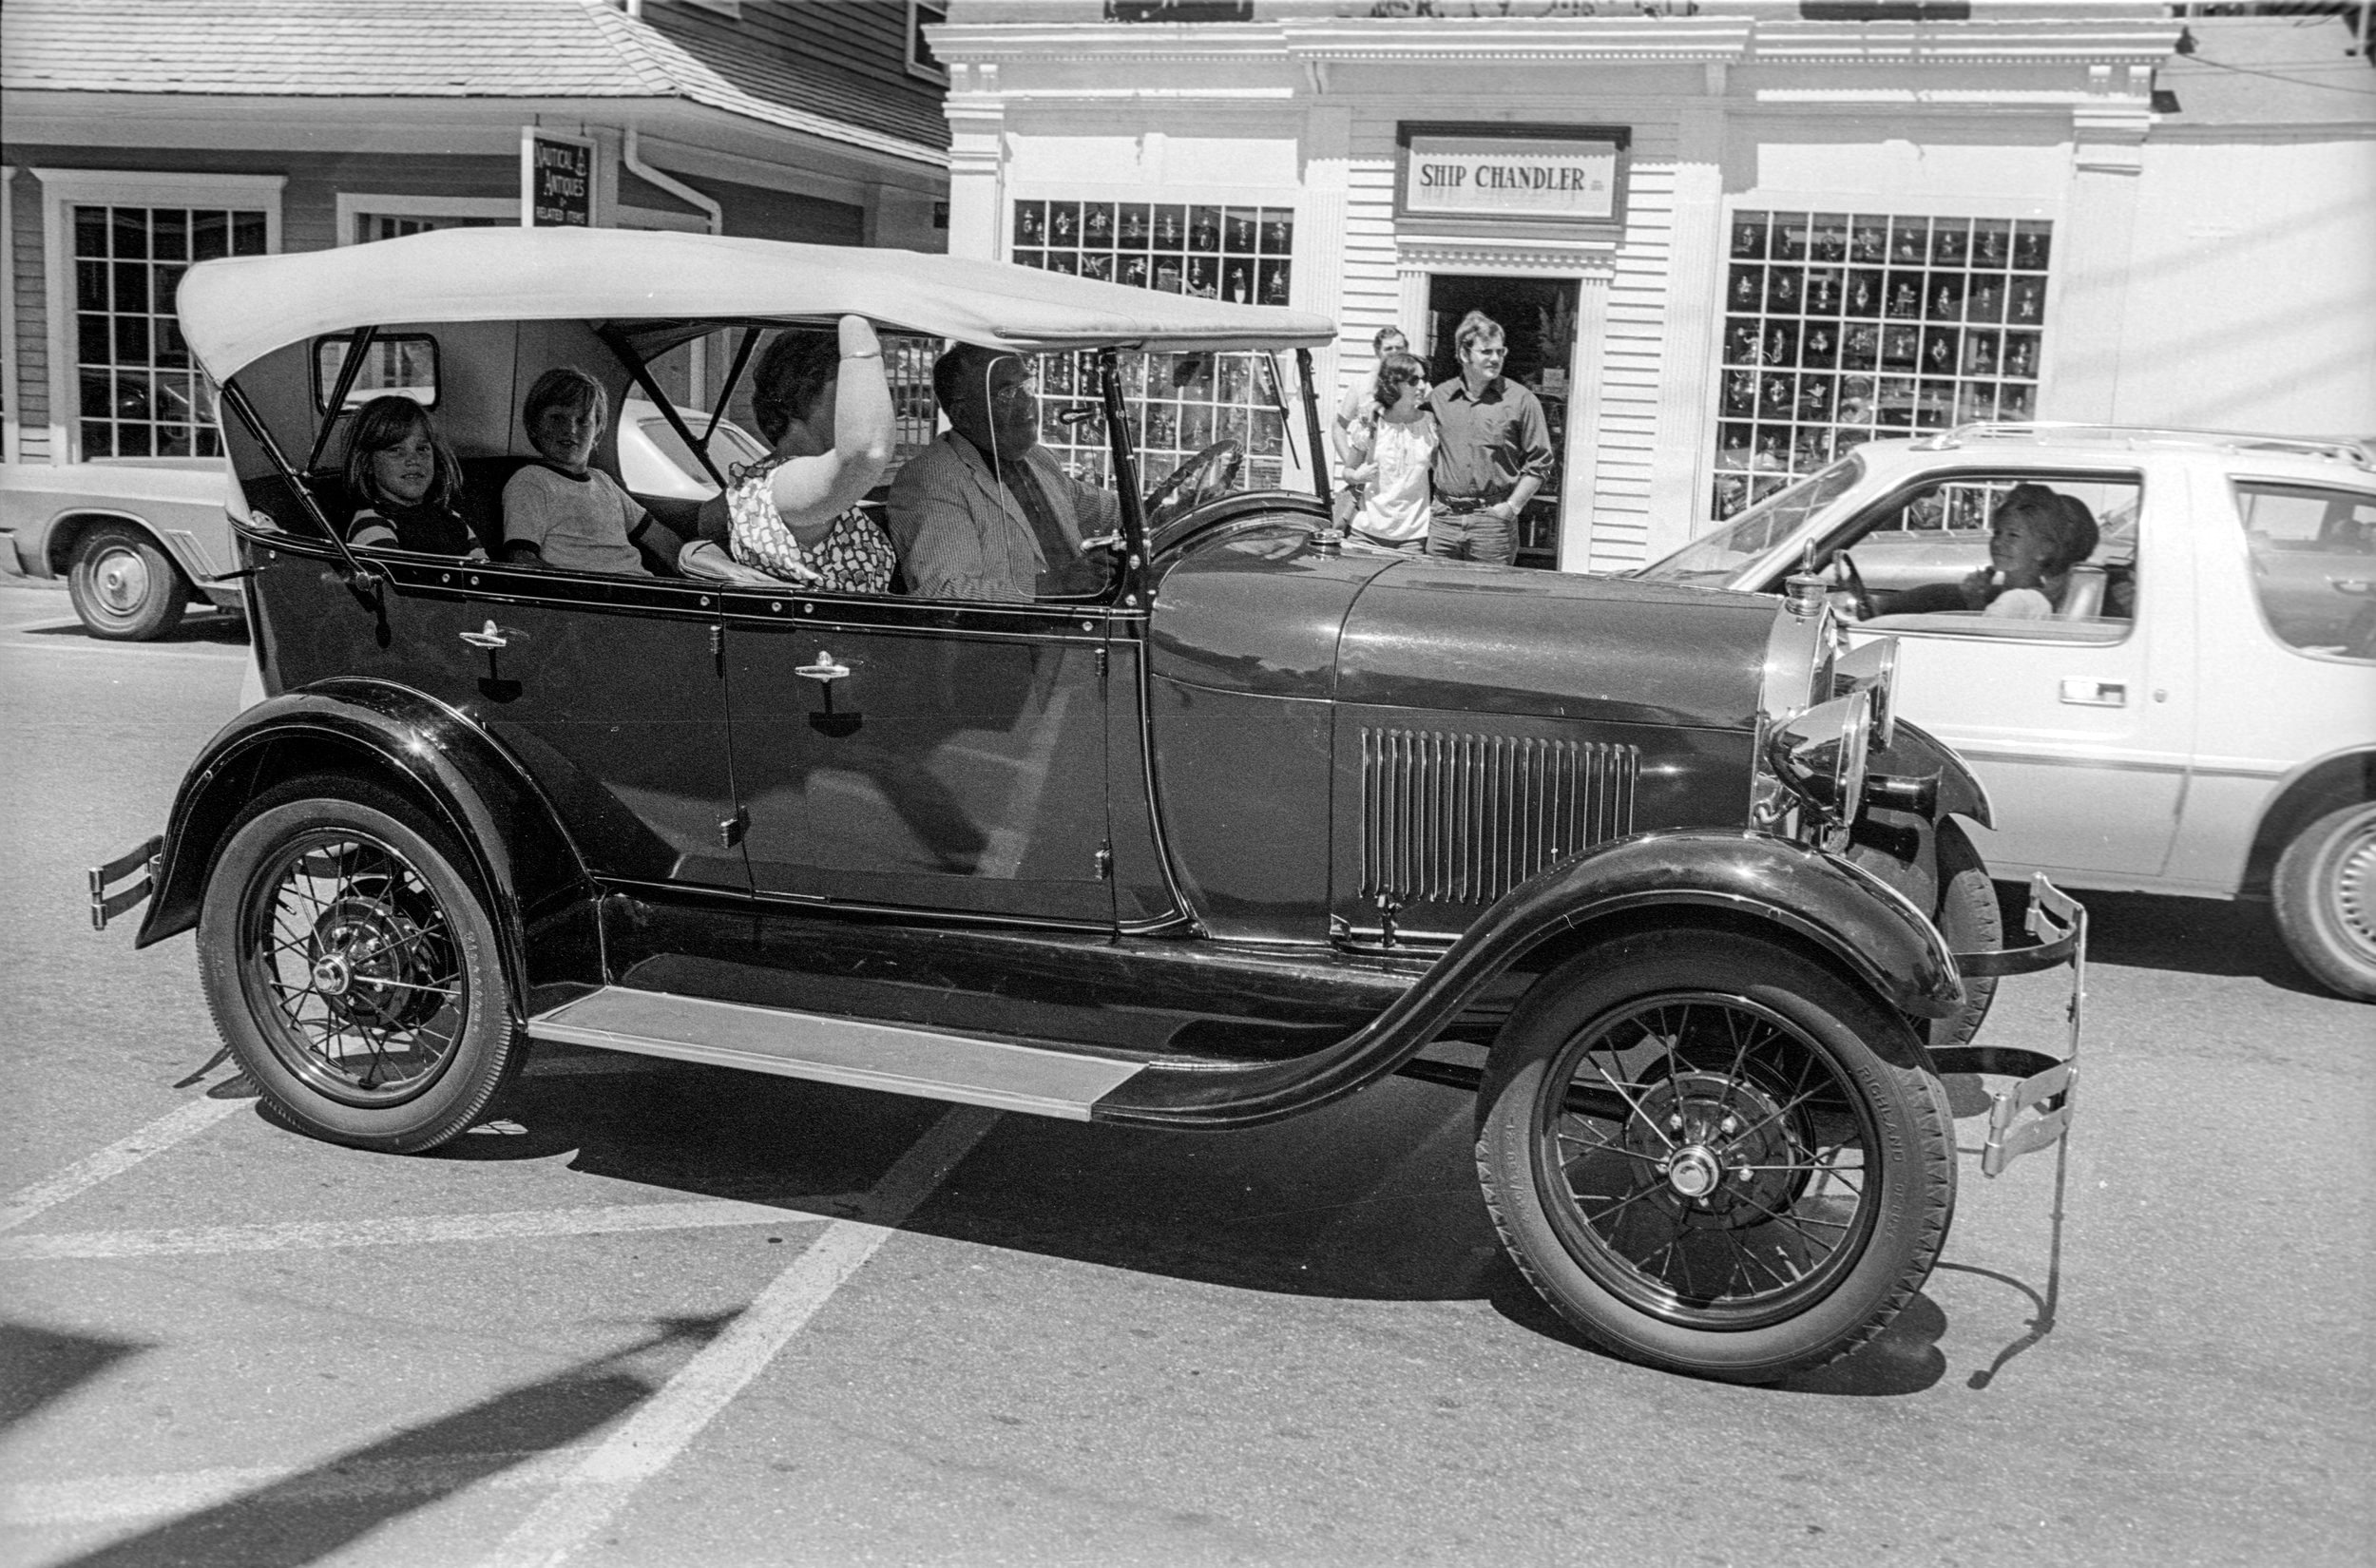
top-left (1638, 456), bottom-right (1865, 585)
top-left (1027, 348), bottom-right (1300, 507)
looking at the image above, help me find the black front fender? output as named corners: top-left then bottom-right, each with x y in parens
top-left (1091, 829), bottom-right (1961, 1130)
top-left (135, 679), bottom-right (601, 1011)
top-left (1878, 717), bottom-right (1993, 830)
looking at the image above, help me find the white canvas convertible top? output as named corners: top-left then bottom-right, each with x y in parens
top-left (177, 227), bottom-right (1336, 381)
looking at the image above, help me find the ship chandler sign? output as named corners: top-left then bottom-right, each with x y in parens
top-left (1397, 124), bottom-right (1630, 234)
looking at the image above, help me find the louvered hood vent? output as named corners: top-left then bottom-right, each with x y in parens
top-left (1359, 728), bottom-right (1638, 906)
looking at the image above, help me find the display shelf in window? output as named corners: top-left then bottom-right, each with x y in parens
top-left (1709, 210), bottom-right (2052, 523)
top-left (1010, 199), bottom-right (1295, 491)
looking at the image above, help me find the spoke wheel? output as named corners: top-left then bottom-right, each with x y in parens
top-left (1478, 929), bottom-right (1955, 1382)
top-left (242, 832), bottom-right (467, 1105)
top-left (1537, 992), bottom-right (1878, 1331)
top-left (200, 776), bottom-right (522, 1153)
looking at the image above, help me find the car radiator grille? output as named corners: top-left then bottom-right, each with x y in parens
top-left (1358, 728), bottom-right (1638, 906)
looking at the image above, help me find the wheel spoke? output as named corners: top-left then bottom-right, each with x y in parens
top-left (1578, 1052), bottom-right (1676, 1154)
top-left (1577, 1177), bottom-right (1670, 1228)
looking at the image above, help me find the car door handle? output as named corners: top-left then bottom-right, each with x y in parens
top-left (2060, 678), bottom-right (2126, 707)
top-left (457, 621), bottom-right (511, 651)
top-left (795, 651), bottom-right (850, 682)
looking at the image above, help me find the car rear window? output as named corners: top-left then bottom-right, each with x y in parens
top-left (2233, 481), bottom-right (2376, 659)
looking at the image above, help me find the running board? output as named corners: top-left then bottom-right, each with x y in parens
top-left (526, 986), bottom-right (1147, 1120)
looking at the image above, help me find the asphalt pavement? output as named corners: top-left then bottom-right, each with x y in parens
top-left (0, 576), bottom-right (2368, 1568)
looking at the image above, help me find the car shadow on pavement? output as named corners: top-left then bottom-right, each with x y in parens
top-left (440, 1058), bottom-right (1953, 1393)
top-left (42, 1317), bottom-right (723, 1568)
top-left (1996, 880), bottom-right (2324, 995)
top-left (0, 1321), bottom-right (150, 1437)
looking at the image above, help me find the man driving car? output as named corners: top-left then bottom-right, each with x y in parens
top-left (887, 344), bottom-right (1121, 601)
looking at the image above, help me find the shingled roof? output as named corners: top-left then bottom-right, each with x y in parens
top-left (0, 0), bottom-right (946, 166)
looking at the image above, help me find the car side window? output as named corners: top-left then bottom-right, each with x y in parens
top-left (1841, 472), bottom-right (2142, 643)
top-left (2234, 482), bottom-right (2376, 659)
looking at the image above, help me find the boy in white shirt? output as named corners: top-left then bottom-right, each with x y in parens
top-left (501, 368), bottom-right (653, 574)
top-left (499, 367), bottom-right (764, 583)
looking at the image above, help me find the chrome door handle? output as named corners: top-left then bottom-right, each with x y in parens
top-left (457, 620), bottom-right (510, 651)
top-left (2060, 678), bottom-right (2126, 707)
top-left (795, 651), bottom-right (850, 682)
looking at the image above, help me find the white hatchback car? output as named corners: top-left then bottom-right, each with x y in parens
top-left (1639, 423), bottom-right (2376, 999)
top-left (615, 397), bottom-right (767, 500)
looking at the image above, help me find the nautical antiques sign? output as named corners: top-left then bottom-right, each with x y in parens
top-left (521, 130), bottom-right (596, 228)
top-left (1397, 124), bottom-right (1629, 233)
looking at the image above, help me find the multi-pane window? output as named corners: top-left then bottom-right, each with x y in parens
top-left (1009, 200), bottom-right (1296, 491)
top-left (1711, 211), bottom-right (2052, 521)
top-left (356, 213), bottom-right (500, 244)
top-left (74, 203), bottom-right (267, 457)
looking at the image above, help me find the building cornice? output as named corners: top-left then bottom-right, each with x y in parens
top-left (1748, 19), bottom-right (2179, 68)
top-left (932, 15), bottom-right (2182, 72)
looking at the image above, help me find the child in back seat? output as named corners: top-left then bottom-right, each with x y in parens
top-left (342, 395), bottom-right (483, 559)
top-left (500, 367), bottom-right (764, 583)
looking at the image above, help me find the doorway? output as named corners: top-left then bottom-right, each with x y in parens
top-left (1423, 274), bottom-right (1579, 569)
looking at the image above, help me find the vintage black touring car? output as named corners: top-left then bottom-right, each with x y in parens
top-left (91, 229), bottom-right (2083, 1383)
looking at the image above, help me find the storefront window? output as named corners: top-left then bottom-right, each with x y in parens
top-left (1710, 210), bottom-right (2052, 522)
top-left (73, 202), bottom-right (268, 457)
top-left (1009, 200), bottom-right (1295, 490)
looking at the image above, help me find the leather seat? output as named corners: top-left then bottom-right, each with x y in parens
top-left (2059, 563), bottom-right (2108, 619)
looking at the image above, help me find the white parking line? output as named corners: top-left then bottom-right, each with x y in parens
top-left (0, 636), bottom-right (247, 663)
top-left (0, 1199), bottom-right (836, 1262)
top-left (0, 1098), bottom-right (247, 1234)
top-left (6, 1449), bottom-right (596, 1529)
top-left (476, 1103), bottom-right (1002, 1568)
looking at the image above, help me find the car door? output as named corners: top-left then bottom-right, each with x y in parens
top-left (1843, 466), bottom-right (2198, 883)
top-left (256, 554), bottom-right (744, 891)
top-left (723, 592), bottom-right (1115, 922)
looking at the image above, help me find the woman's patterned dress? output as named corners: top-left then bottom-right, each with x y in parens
top-left (725, 457), bottom-right (896, 593)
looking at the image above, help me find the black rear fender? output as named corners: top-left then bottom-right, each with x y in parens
top-left (1092, 828), bottom-right (1960, 1129)
top-left (136, 680), bottom-right (601, 1012)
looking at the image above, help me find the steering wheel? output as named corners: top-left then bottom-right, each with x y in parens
top-left (1830, 549), bottom-right (1876, 620)
top-left (1142, 439), bottom-right (1244, 526)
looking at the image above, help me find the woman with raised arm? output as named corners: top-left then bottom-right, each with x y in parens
top-left (699, 314), bottom-right (899, 593)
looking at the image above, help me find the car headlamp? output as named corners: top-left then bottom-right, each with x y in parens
top-left (1830, 635), bottom-right (1897, 751)
top-left (1765, 686), bottom-right (1875, 850)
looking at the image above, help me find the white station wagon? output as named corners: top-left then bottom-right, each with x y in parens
top-left (1639, 424), bottom-right (2376, 1000)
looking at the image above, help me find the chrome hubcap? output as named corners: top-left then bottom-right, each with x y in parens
top-left (1666, 1145), bottom-right (1722, 1199)
top-left (95, 549), bottom-right (149, 613)
top-left (310, 952), bottom-right (352, 996)
top-left (2333, 820), bottom-right (2376, 952)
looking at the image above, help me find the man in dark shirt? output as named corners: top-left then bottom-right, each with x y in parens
top-left (1425, 310), bottom-right (1554, 564)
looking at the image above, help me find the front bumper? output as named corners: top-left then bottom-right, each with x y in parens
top-left (1940, 874), bottom-right (2086, 1177)
top-left (89, 835), bottom-right (163, 931)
